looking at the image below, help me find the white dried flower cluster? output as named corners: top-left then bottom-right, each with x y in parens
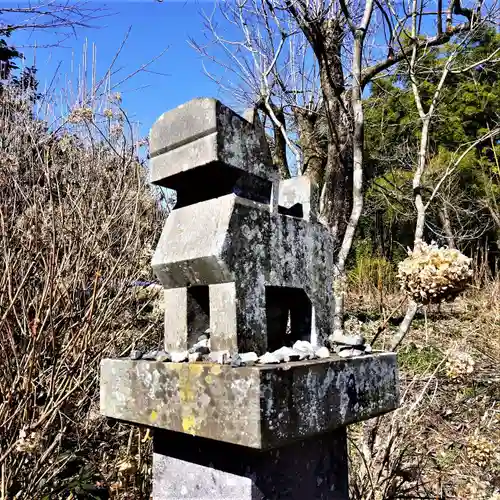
top-left (467, 435), bottom-right (496, 467)
top-left (110, 122), bottom-right (123, 138)
top-left (445, 350), bottom-right (475, 380)
top-left (16, 429), bottom-right (41, 454)
top-left (397, 240), bottom-right (472, 304)
top-left (134, 283), bottom-right (164, 321)
top-left (68, 106), bottom-right (94, 124)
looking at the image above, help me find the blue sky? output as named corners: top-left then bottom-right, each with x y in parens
top-left (4, 0), bottom-right (237, 139)
top-left (3, 0), bottom-right (471, 141)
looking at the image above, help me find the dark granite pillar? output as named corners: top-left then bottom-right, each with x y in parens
top-left (152, 429), bottom-right (349, 500)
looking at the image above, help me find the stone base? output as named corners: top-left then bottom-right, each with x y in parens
top-left (152, 428), bottom-right (349, 500)
top-left (100, 354), bottom-right (398, 449)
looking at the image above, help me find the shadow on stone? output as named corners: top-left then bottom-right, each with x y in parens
top-left (153, 428), bottom-right (349, 500)
top-left (266, 286), bottom-right (312, 351)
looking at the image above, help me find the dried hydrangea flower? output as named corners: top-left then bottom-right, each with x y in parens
top-left (397, 240), bottom-right (472, 305)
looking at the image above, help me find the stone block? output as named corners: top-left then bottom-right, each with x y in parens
top-left (208, 282), bottom-right (238, 353)
top-left (152, 194), bottom-right (334, 353)
top-left (149, 98), bottom-right (278, 193)
top-left (163, 288), bottom-right (188, 352)
top-left (152, 428), bottom-right (349, 499)
top-left (278, 175), bottom-right (319, 222)
top-left (100, 353), bottom-right (399, 449)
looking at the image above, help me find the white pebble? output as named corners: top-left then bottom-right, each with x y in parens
top-left (171, 351), bottom-right (188, 363)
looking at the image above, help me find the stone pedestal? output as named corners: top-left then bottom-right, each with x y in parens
top-left (100, 355), bottom-right (398, 449)
top-left (101, 354), bottom-right (398, 498)
top-left (152, 429), bottom-right (348, 500)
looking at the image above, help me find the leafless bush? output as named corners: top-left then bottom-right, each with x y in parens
top-left (0, 72), bottom-right (165, 497)
top-left (347, 281), bottom-right (500, 499)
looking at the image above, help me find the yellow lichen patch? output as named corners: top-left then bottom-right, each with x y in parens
top-left (182, 414), bottom-right (197, 435)
top-left (179, 375), bottom-right (194, 404)
top-left (179, 387), bottom-right (193, 402)
top-left (150, 410), bottom-right (158, 422)
top-left (205, 375), bottom-right (213, 384)
top-left (188, 363), bottom-right (204, 376)
top-left (167, 363), bottom-right (183, 371)
top-left (210, 364), bottom-right (222, 375)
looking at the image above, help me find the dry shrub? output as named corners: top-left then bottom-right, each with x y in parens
top-left (348, 281), bottom-right (500, 499)
top-left (0, 77), bottom-right (165, 497)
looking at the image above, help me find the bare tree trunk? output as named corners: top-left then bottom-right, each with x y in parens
top-left (413, 118), bottom-right (430, 242)
top-left (295, 108), bottom-right (326, 215)
top-left (267, 106), bottom-right (290, 179)
top-left (485, 202), bottom-right (500, 251)
top-left (391, 301), bottom-right (418, 350)
top-left (332, 1), bottom-right (373, 335)
top-left (315, 21), bottom-right (352, 247)
top-left (394, 3), bottom-right (445, 348)
top-left (439, 202), bottom-right (456, 248)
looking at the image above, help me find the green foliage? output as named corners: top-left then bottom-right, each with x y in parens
top-left (0, 37), bottom-right (21, 80)
top-left (348, 239), bottom-right (397, 291)
top-left (398, 343), bottom-right (443, 374)
top-left (362, 27), bottom-right (500, 258)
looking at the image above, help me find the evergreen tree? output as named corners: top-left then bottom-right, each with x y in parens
top-left (361, 28), bottom-right (500, 261)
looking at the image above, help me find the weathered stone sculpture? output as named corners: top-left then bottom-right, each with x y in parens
top-left (100, 98), bottom-right (399, 500)
top-left (149, 98), bottom-right (333, 355)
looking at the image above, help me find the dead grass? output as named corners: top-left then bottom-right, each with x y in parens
top-left (347, 280), bottom-right (500, 499)
top-left (0, 72), bottom-right (165, 498)
top-left (1, 60), bottom-right (499, 498)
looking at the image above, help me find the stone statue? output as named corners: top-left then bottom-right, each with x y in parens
top-left (149, 98), bottom-right (333, 356)
top-left (100, 98), bottom-right (399, 499)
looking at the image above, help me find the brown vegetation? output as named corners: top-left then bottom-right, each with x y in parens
top-left (1, 13), bottom-right (499, 499)
top-left (0, 81), bottom-right (165, 498)
top-left (347, 274), bottom-right (500, 499)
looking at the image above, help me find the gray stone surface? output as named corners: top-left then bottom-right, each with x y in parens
top-left (271, 346), bottom-right (300, 362)
top-left (239, 352), bottom-right (258, 365)
top-left (98, 97), bottom-right (401, 500)
top-left (257, 352), bottom-right (281, 364)
top-left (152, 428), bottom-right (348, 499)
top-left (278, 175), bottom-right (319, 222)
top-left (208, 282), bottom-right (238, 353)
top-left (155, 351), bottom-right (171, 362)
top-left (152, 194), bottom-right (334, 355)
top-left (170, 351), bottom-right (188, 363)
top-left (315, 346), bottom-right (330, 358)
top-left (149, 98), bottom-right (278, 188)
top-left (188, 338), bottom-right (210, 354)
top-left (188, 352), bottom-right (202, 362)
top-left (150, 98), bottom-right (336, 356)
top-left (163, 288), bottom-right (188, 352)
top-left (337, 348), bottom-right (365, 358)
top-left (100, 353), bottom-right (398, 449)
top-left (330, 332), bottom-right (365, 346)
top-left (208, 350), bottom-right (230, 364)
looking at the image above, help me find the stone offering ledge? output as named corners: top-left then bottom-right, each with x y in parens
top-left (100, 352), bottom-right (398, 450)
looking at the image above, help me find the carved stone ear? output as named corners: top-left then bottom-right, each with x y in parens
top-left (242, 107), bottom-right (258, 126)
top-left (243, 106), bottom-right (274, 171)
top-left (243, 107), bottom-right (267, 135)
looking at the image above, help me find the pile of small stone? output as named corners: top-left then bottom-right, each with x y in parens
top-left (130, 334), bottom-right (211, 364)
top-left (129, 328), bottom-right (374, 365)
top-left (328, 331), bottom-right (372, 358)
top-left (128, 337), bottom-right (336, 366)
